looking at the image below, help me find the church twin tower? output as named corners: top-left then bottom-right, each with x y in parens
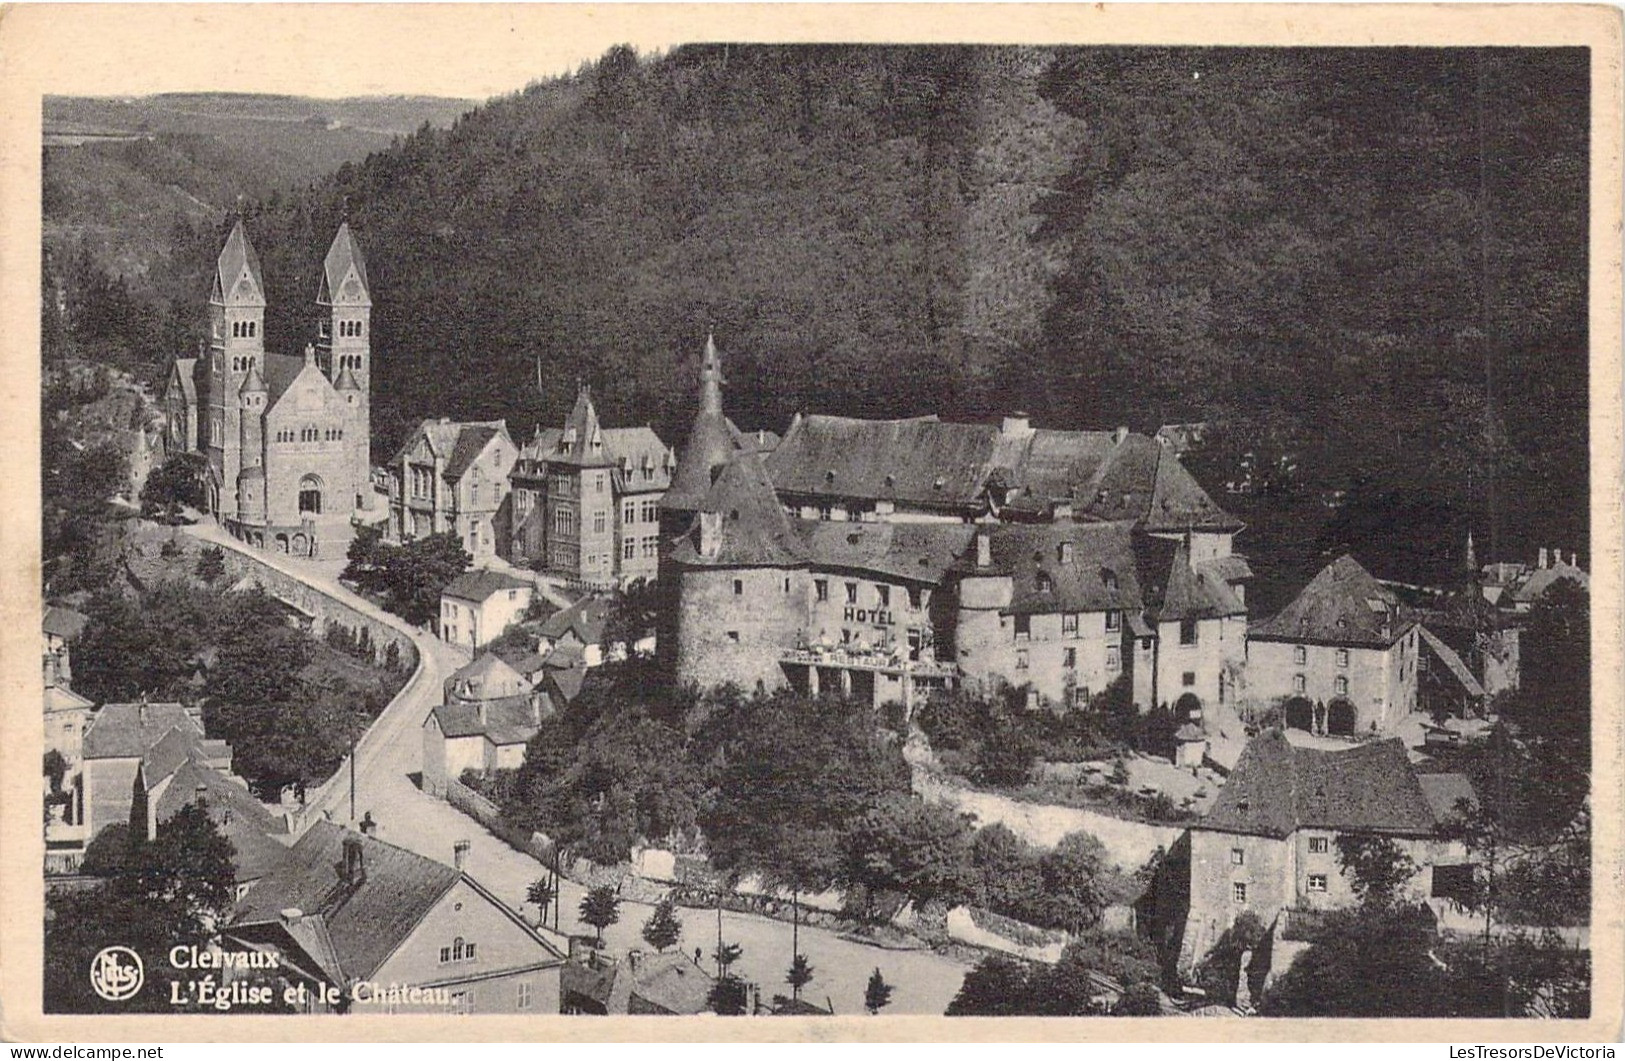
top-left (167, 221), bottom-right (376, 556)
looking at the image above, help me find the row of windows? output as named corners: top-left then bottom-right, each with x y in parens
top-left (274, 426), bottom-right (344, 443)
top-left (622, 536), bottom-right (659, 561)
top-left (230, 320), bottom-right (259, 338)
top-left (1293, 645), bottom-right (1352, 667)
top-left (810, 579), bottom-right (928, 611)
top-left (438, 937), bottom-right (477, 964)
top-left (1014, 611), bottom-right (1123, 641)
top-left (230, 355), bottom-right (256, 373)
top-left (335, 353), bottom-right (364, 372)
top-left (336, 319), bottom-right (364, 337)
top-left (624, 499), bottom-right (660, 524)
top-left (1013, 644), bottom-right (1123, 672)
top-left (410, 466), bottom-right (434, 500)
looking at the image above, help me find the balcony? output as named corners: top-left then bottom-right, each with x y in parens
top-left (778, 646), bottom-right (959, 681)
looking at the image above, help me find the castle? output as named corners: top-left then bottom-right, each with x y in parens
top-left (163, 221), bottom-right (379, 555)
top-left (657, 339), bottom-right (1251, 719)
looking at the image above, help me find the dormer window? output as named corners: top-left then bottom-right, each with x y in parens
top-left (1101, 568), bottom-right (1118, 592)
top-left (1035, 571), bottom-right (1053, 593)
top-left (1058, 542), bottom-right (1074, 564)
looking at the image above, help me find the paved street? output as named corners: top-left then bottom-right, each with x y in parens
top-left (187, 524), bottom-right (975, 1014)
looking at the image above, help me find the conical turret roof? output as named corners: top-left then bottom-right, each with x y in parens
top-left (671, 450), bottom-right (809, 569)
top-left (663, 334), bottom-right (740, 511)
top-left (335, 364), bottom-right (361, 391)
top-left (238, 358), bottom-right (267, 394)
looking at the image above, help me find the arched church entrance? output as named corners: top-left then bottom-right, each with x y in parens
top-left (298, 474), bottom-right (324, 517)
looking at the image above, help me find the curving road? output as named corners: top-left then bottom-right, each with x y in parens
top-left (185, 523), bottom-right (975, 1014)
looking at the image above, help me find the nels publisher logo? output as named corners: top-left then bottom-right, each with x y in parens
top-left (89, 946), bottom-right (144, 1002)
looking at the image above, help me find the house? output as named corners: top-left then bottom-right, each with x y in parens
top-left (390, 418), bottom-right (519, 562)
top-left (439, 569), bottom-right (534, 650)
top-left (1177, 730), bottom-right (1474, 970)
top-left (226, 821), bottom-right (565, 1013)
top-left (43, 604), bottom-right (88, 686)
top-left (535, 594), bottom-right (613, 665)
top-left (1246, 556), bottom-right (1420, 736)
top-left (508, 384), bottom-right (674, 588)
top-left (130, 747), bottom-right (290, 896)
top-left (81, 700), bottom-right (229, 839)
top-left (1504, 548), bottom-right (1588, 612)
top-left (560, 944), bottom-right (716, 1015)
top-left (422, 653), bottom-right (550, 795)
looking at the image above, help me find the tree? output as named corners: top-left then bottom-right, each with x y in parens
top-left (525, 876), bottom-right (555, 926)
top-left (194, 545), bottom-right (225, 584)
top-left (712, 941), bottom-right (743, 978)
top-left (45, 801), bottom-right (237, 1013)
top-left (641, 897), bottom-right (683, 953)
top-left (139, 452), bottom-right (206, 520)
top-left (603, 577), bottom-right (660, 654)
top-left (578, 885), bottom-right (621, 947)
top-left (43, 750), bottom-right (68, 793)
top-left (1334, 834), bottom-right (1418, 909)
top-left (707, 975), bottom-right (750, 1016)
top-left (1112, 982), bottom-right (1164, 1016)
top-left (945, 955), bottom-right (1034, 1016)
top-left (341, 524), bottom-right (386, 592)
top-left (785, 953), bottom-right (815, 1001)
top-left (841, 794), bottom-right (978, 914)
top-left (864, 968), bottom-right (894, 1014)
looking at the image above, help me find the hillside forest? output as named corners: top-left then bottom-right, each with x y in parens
top-left (42, 46), bottom-right (1588, 614)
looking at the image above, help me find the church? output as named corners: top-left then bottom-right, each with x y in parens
top-left (163, 221), bottom-right (380, 556)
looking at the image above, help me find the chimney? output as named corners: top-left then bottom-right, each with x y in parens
top-left (1570, 550), bottom-right (1579, 568)
top-left (1113, 426), bottom-right (1129, 445)
top-left (304, 343), bottom-right (316, 367)
top-left (976, 529), bottom-right (991, 569)
top-left (476, 701), bottom-right (487, 728)
top-left (698, 510), bottom-right (723, 560)
top-left (340, 835), bottom-right (365, 886)
top-left (1052, 500), bottom-right (1073, 522)
top-left (1001, 412), bottom-right (1032, 437)
top-left (1538, 547), bottom-right (1549, 569)
top-left (138, 696), bottom-right (148, 725)
top-left (527, 693), bottom-right (541, 726)
top-left (279, 907), bottom-right (304, 925)
top-left (628, 949), bottom-right (643, 972)
top-left (453, 839), bottom-right (471, 871)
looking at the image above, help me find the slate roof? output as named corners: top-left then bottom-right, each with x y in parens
top-left (212, 221), bottom-right (265, 305)
top-left (83, 702), bottom-right (202, 760)
top-left (1510, 563), bottom-right (1589, 604)
top-left (443, 652), bottom-right (532, 703)
top-left (1418, 772), bottom-right (1478, 827)
top-left (799, 519), bottom-right (975, 586)
top-left (318, 223), bottom-right (370, 304)
top-left (1417, 625), bottom-right (1485, 698)
top-left (443, 568), bottom-right (532, 603)
top-left (965, 521), bottom-right (1145, 616)
top-left (43, 605), bottom-right (89, 641)
top-left (261, 352), bottom-right (312, 406)
top-left (537, 596), bottom-right (611, 645)
top-left (1198, 731), bottom-right (1440, 839)
top-left (603, 427), bottom-right (673, 493)
top-left (664, 335), bottom-right (737, 512)
top-left (670, 451), bottom-right (810, 569)
top-left (170, 358), bottom-right (198, 406)
top-left (548, 388), bottom-right (615, 469)
top-left (233, 820), bottom-right (462, 981)
top-left (431, 696), bottom-right (543, 744)
top-left (767, 415), bottom-right (995, 509)
top-left (156, 756), bottom-right (290, 883)
top-left (443, 422), bottom-right (510, 483)
top-left (1155, 541), bottom-right (1246, 622)
top-left (1250, 555), bottom-right (1412, 648)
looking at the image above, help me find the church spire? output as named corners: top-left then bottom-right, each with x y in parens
top-left (661, 333), bottom-right (741, 513)
top-left (700, 330), bottom-right (724, 416)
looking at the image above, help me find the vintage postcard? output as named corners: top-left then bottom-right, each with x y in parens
top-left (0, 2), bottom-right (1620, 1044)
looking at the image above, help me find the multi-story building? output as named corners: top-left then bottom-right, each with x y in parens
top-left (162, 222), bottom-right (380, 556)
top-left (508, 385), bottom-right (673, 588)
top-left (226, 821), bottom-right (566, 1014)
top-left (439, 569), bottom-right (534, 651)
top-left (1177, 730), bottom-right (1474, 970)
top-left (659, 338), bottom-right (1251, 717)
top-left (1247, 556), bottom-right (1420, 736)
top-left (389, 418), bottom-right (518, 562)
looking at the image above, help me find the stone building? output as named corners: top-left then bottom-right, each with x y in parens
top-left (1177, 730), bottom-right (1474, 970)
top-left (1247, 556), bottom-right (1420, 736)
top-left (439, 568), bottom-right (534, 651)
top-left (659, 337), bottom-right (1250, 717)
top-left (508, 385), bottom-right (674, 588)
top-left (162, 222), bottom-right (379, 556)
top-left (389, 418), bottom-right (518, 561)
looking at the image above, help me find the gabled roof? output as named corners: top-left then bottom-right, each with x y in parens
top-left (83, 702), bottom-right (202, 760)
top-left (431, 695), bottom-right (544, 744)
top-left (1417, 772), bottom-right (1478, 827)
top-left (443, 652), bottom-right (532, 703)
top-left (767, 414), bottom-right (995, 508)
top-left (232, 821), bottom-right (463, 981)
top-left (168, 358), bottom-right (198, 406)
top-left (444, 422), bottom-right (512, 483)
top-left (964, 521), bottom-right (1146, 616)
top-left (261, 352), bottom-right (315, 406)
top-left (155, 756), bottom-right (289, 883)
top-left (537, 596), bottom-right (610, 645)
top-left (800, 519), bottom-right (975, 586)
top-left (43, 604), bottom-right (89, 641)
top-left (549, 388), bottom-right (615, 469)
top-left (670, 452), bottom-right (810, 569)
top-left (318, 223), bottom-right (371, 306)
top-left (1510, 563), bottom-right (1589, 604)
top-left (602, 426), bottom-right (673, 493)
top-left (1417, 625), bottom-right (1485, 698)
top-left (1250, 555), bottom-right (1412, 648)
top-left (211, 221), bottom-right (266, 306)
top-left (1198, 731), bottom-right (1439, 839)
top-left (442, 568), bottom-right (532, 603)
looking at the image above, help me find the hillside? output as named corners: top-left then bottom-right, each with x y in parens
top-left (45, 47), bottom-right (1589, 609)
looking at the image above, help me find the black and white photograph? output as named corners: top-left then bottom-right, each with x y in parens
top-left (7, 3), bottom-right (1620, 1041)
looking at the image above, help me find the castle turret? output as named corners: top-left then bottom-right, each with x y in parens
top-left (206, 220), bottom-right (266, 519)
top-left (235, 358), bottom-right (267, 525)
